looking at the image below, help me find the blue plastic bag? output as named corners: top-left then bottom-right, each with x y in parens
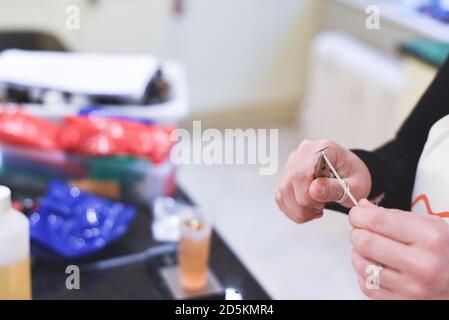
top-left (29, 181), bottom-right (136, 259)
top-left (421, 0), bottom-right (449, 21)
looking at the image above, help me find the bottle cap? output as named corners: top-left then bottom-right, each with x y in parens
top-left (0, 186), bottom-right (12, 214)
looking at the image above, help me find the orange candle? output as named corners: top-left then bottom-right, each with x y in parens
top-left (178, 216), bottom-right (211, 292)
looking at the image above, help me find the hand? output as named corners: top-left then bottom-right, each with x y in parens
top-left (275, 139), bottom-right (371, 224)
top-left (350, 199), bottom-right (449, 299)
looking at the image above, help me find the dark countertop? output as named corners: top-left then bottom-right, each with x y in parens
top-left (28, 189), bottom-right (270, 300)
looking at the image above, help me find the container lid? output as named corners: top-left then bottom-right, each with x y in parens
top-left (0, 186), bottom-right (11, 214)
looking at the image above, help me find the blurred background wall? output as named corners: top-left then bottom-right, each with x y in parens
top-left (0, 0), bottom-right (446, 143)
top-left (0, 0), bottom-right (320, 122)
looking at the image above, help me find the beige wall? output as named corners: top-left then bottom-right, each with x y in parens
top-left (166, 0), bottom-right (321, 116)
top-left (0, 0), bottom-right (170, 54)
top-left (0, 0), bottom-right (78, 49)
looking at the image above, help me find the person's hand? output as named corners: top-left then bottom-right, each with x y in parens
top-left (350, 199), bottom-right (449, 299)
top-left (275, 139), bottom-right (372, 224)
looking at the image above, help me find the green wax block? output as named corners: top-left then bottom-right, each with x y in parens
top-left (401, 39), bottom-right (449, 67)
top-left (88, 156), bottom-right (148, 182)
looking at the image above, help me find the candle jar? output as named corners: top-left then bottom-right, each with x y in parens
top-left (178, 214), bottom-right (211, 292)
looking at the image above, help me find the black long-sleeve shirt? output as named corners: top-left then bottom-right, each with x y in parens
top-left (350, 57), bottom-right (449, 211)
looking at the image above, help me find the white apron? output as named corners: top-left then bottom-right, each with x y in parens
top-left (412, 114), bottom-right (449, 222)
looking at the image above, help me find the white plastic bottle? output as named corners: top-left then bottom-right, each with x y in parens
top-left (0, 186), bottom-right (31, 300)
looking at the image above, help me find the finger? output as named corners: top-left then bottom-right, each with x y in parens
top-left (357, 276), bottom-right (399, 300)
top-left (351, 249), bottom-right (401, 292)
top-left (291, 173), bottom-right (323, 210)
top-left (275, 191), bottom-right (288, 213)
top-left (310, 177), bottom-right (362, 209)
top-left (289, 141), bottom-right (342, 209)
top-left (309, 178), bottom-right (345, 203)
top-left (359, 198), bottom-right (376, 208)
top-left (353, 251), bottom-right (431, 299)
top-left (280, 182), bottom-right (321, 223)
top-left (350, 228), bottom-right (417, 272)
top-left (349, 205), bottom-right (420, 244)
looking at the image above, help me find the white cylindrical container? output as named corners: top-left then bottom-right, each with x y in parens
top-left (0, 186), bottom-right (31, 300)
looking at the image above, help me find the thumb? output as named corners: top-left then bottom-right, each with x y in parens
top-left (358, 198), bottom-right (377, 208)
top-left (309, 178), bottom-right (346, 203)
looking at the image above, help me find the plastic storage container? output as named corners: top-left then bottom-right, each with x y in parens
top-left (16, 62), bottom-right (189, 125)
top-left (0, 144), bottom-right (176, 207)
top-left (0, 186), bottom-right (31, 300)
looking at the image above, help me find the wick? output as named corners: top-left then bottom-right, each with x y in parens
top-left (189, 219), bottom-right (202, 231)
